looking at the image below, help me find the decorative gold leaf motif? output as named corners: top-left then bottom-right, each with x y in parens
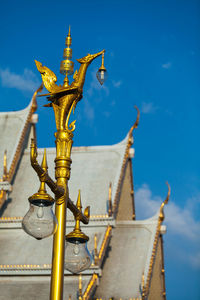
top-left (35, 60), bottom-right (60, 93)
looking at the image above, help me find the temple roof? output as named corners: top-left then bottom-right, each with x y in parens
top-left (1, 135), bottom-right (128, 218)
top-left (0, 97), bottom-right (168, 299)
top-left (0, 104), bottom-right (32, 177)
top-left (95, 214), bottom-right (164, 299)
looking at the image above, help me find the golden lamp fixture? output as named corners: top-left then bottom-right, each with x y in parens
top-left (22, 148), bottom-right (57, 240)
top-left (22, 27), bottom-right (106, 299)
top-left (65, 190), bottom-right (91, 274)
top-left (96, 50), bottom-right (107, 85)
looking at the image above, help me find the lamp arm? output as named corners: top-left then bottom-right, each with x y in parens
top-left (30, 139), bottom-right (64, 197)
top-left (67, 198), bottom-right (89, 224)
top-left (30, 139), bottom-right (89, 223)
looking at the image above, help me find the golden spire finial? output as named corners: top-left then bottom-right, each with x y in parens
top-left (41, 149), bottom-right (48, 171)
top-left (94, 233), bottom-right (98, 264)
top-left (159, 182), bottom-right (171, 222)
top-left (108, 182), bottom-right (112, 217)
top-left (94, 234), bottom-right (97, 252)
top-left (79, 274), bottom-right (82, 299)
top-left (68, 25), bottom-right (71, 37)
top-left (66, 190), bottom-right (89, 243)
top-left (141, 272), bottom-right (146, 299)
top-left (60, 26), bottom-right (74, 87)
top-left (38, 149), bottom-right (48, 194)
top-left (3, 150), bottom-right (8, 181)
top-left (76, 189), bottom-right (82, 211)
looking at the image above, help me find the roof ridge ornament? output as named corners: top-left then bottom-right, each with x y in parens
top-left (94, 233), bottom-right (99, 265)
top-left (144, 182), bottom-right (171, 298)
top-left (108, 182), bottom-right (112, 217)
top-left (31, 83), bottom-right (43, 113)
top-left (79, 274), bottom-right (82, 299)
top-left (159, 182), bottom-right (171, 222)
top-left (3, 150), bottom-right (8, 181)
top-left (128, 106), bottom-right (140, 148)
top-left (141, 272), bottom-right (146, 299)
top-left (129, 105), bottom-right (140, 136)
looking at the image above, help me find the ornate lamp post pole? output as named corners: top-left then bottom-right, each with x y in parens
top-left (22, 28), bottom-right (107, 300)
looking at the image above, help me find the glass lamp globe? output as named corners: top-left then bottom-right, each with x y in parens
top-left (65, 232), bottom-right (92, 274)
top-left (96, 67), bottom-right (108, 85)
top-left (22, 192), bottom-right (57, 240)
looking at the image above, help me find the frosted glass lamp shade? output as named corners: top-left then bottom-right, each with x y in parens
top-left (22, 201), bottom-right (57, 240)
top-left (65, 240), bottom-right (92, 274)
top-left (96, 68), bottom-right (107, 85)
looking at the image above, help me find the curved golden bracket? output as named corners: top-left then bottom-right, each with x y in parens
top-left (30, 139), bottom-right (64, 197)
top-left (129, 105), bottom-right (140, 136)
top-left (159, 182), bottom-right (171, 222)
top-left (65, 100), bottom-right (76, 132)
top-left (30, 139), bottom-right (89, 224)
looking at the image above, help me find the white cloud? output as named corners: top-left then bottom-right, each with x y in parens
top-left (112, 80), bottom-right (122, 88)
top-left (110, 100), bottom-right (116, 107)
top-left (141, 102), bottom-right (158, 114)
top-left (162, 62), bottom-right (172, 69)
top-left (103, 111), bottom-right (110, 118)
top-left (135, 184), bottom-right (200, 241)
top-left (84, 99), bottom-right (94, 121)
top-left (189, 252), bottom-right (200, 269)
top-left (0, 68), bottom-right (40, 92)
top-left (135, 184), bottom-right (200, 268)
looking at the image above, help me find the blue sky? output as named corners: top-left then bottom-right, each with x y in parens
top-left (0, 0), bottom-right (200, 299)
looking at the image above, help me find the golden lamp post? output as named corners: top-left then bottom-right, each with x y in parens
top-left (22, 27), bottom-right (107, 300)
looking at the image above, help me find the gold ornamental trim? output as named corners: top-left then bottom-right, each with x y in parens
top-left (7, 84), bottom-right (43, 183)
top-left (112, 106), bottom-right (140, 217)
top-left (0, 190), bottom-right (7, 210)
top-left (0, 216), bottom-right (23, 222)
top-left (0, 263), bottom-right (51, 270)
top-left (98, 225), bottom-right (112, 263)
top-left (0, 214), bottom-right (110, 223)
top-left (143, 183), bottom-right (170, 298)
top-left (143, 218), bottom-right (161, 298)
top-left (95, 297), bottom-right (143, 300)
top-left (82, 273), bottom-right (98, 300)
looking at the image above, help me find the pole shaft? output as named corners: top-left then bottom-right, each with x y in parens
top-left (50, 130), bottom-right (73, 300)
top-left (50, 194), bottom-right (67, 300)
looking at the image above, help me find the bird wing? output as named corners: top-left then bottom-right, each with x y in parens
top-left (35, 60), bottom-right (60, 93)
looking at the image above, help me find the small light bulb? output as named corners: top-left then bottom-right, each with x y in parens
top-left (73, 243), bottom-right (80, 255)
top-left (37, 206), bottom-right (44, 218)
top-left (100, 70), bottom-right (104, 80)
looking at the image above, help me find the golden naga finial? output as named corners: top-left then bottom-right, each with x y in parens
top-left (128, 106), bottom-right (140, 148)
top-left (3, 150), bottom-right (8, 181)
top-left (108, 182), bottom-right (112, 217)
top-left (31, 83), bottom-right (43, 113)
top-left (129, 105), bottom-right (140, 136)
top-left (159, 182), bottom-right (171, 222)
